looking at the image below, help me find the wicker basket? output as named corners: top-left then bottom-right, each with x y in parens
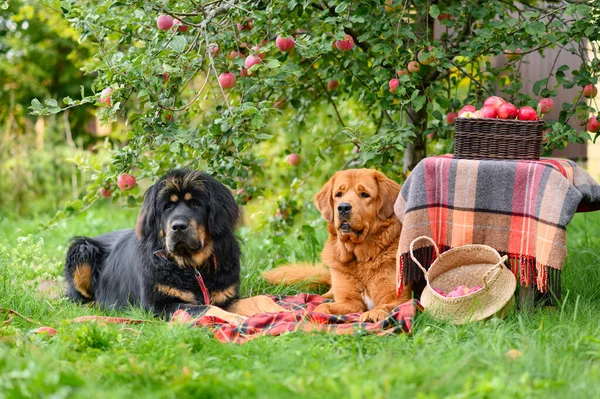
top-left (410, 236), bottom-right (517, 325)
top-left (454, 118), bottom-right (545, 161)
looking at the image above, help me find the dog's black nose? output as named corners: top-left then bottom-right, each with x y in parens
top-left (337, 203), bottom-right (352, 215)
top-left (171, 220), bottom-right (189, 232)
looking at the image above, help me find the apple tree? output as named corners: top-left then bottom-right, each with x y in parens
top-left (29, 0), bottom-right (599, 226)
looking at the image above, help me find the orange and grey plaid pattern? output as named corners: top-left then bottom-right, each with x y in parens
top-left (395, 156), bottom-right (600, 297)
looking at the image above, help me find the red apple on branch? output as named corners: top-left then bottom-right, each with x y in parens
top-left (245, 54), bottom-right (262, 70)
top-left (418, 46), bottom-right (435, 65)
top-left (288, 154), bottom-right (301, 166)
top-left (218, 72), bottom-right (236, 89)
top-left (583, 84), bottom-right (598, 99)
top-left (588, 116), bottom-right (599, 133)
top-left (157, 15), bottom-right (174, 31)
top-left (117, 173), bottom-right (136, 191)
top-left (99, 88), bottom-right (113, 106)
top-left (335, 35), bottom-right (354, 51)
top-left (99, 187), bottom-right (112, 198)
top-left (228, 50), bottom-right (244, 59)
top-left (397, 70), bottom-right (409, 76)
top-left (276, 35), bottom-right (295, 52)
top-left (173, 19), bottom-right (188, 33)
top-left (446, 112), bottom-right (458, 124)
top-left (407, 61), bottom-right (421, 73)
top-left (538, 98), bottom-right (554, 114)
top-left (504, 48), bottom-right (523, 61)
top-left (389, 78), bottom-right (399, 93)
top-left (327, 80), bottom-right (339, 91)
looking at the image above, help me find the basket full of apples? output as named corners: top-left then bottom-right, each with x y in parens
top-left (453, 96), bottom-right (550, 161)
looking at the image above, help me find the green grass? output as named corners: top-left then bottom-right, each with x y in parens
top-left (2, 205), bottom-right (600, 398)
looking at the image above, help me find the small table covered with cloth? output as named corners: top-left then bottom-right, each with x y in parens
top-left (394, 155), bottom-right (600, 304)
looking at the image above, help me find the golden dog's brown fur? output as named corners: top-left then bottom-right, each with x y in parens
top-left (264, 169), bottom-right (411, 322)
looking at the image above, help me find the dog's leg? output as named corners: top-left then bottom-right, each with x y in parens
top-left (64, 237), bottom-right (103, 303)
top-left (314, 267), bottom-right (367, 315)
top-left (227, 296), bottom-right (286, 317)
top-left (359, 283), bottom-right (413, 322)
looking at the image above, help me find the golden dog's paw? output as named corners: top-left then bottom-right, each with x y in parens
top-left (359, 308), bottom-right (390, 323)
top-left (313, 303), bottom-right (332, 314)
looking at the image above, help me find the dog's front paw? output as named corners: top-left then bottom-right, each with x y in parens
top-left (359, 308), bottom-right (390, 323)
top-left (313, 303), bottom-right (332, 314)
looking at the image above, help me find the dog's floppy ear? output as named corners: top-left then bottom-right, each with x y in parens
top-left (314, 176), bottom-right (334, 222)
top-left (136, 179), bottom-right (160, 240)
top-left (375, 171), bottom-right (401, 220)
top-left (205, 175), bottom-right (240, 237)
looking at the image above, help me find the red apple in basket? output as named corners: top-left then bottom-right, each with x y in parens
top-left (447, 286), bottom-right (469, 297)
top-left (458, 105), bottom-right (477, 117)
top-left (483, 96), bottom-right (505, 111)
top-left (497, 102), bottom-right (518, 119)
top-left (517, 106), bottom-right (539, 121)
top-left (479, 105), bottom-right (497, 118)
top-left (433, 287), bottom-right (446, 296)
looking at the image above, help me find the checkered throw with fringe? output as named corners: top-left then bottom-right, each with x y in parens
top-left (395, 155), bottom-right (600, 299)
top-left (172, 294), bottom-right (420, 344)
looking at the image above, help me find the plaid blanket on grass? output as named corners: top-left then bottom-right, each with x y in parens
top-left (173, 294), bottom-right (420, 344)
top-left (56, 295), bottom-right (420, 344)
top-left (395, 155), bottom-right (600, 298)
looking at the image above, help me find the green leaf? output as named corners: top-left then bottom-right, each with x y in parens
top-left (266, 59), bottom-right (281, 69)
top-left (533, 78), bottom-right (548, 96)
top-left (169, 35), bottom-right (187, 53)
top-left (525, 21), bottom-right (545, 36)
top-left (429, 5), bottom-right (440, 19)
top-left (44, 99), bottom-right (58, 107)
top-left (412, 95), bottom-right (427, 112)
top-left (71, 200), bottom-right (84, 211)
top-left (335, 2), bottom-right (348, 13)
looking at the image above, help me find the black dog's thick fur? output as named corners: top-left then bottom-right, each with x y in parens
top-left (64, 170), bottom-right (242, 319)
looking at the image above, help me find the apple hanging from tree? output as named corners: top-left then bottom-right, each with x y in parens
top-left (99, 187), bottom-right (112, 198)
top-left (389, 78), bottom-right (399, 93)
top-left (218, 72), bottom-right (236, 89)
top-left (327, 80), bottom-right (339, 91)
top-left (173, 19), bottom-right (189, 33)
top-left (583, 84), bottom-right (598, 99)
top-left (446, 112), bottom-right (458, 125)
top-left (288, 154), bottom-right (301, 166)
top-left (117, 173), bottom-right (136, 191)
top-left (156, 15), bottom-right (174, 31)
top-left (538, 98), bottom-right (554, 114)
top-left (588, 116), bottom-right (600, 133)
top-left (438, 12), bottom-right (452, 21)
top-left (99, 88), bottom-right (113, 106)
top-left (397, 69), bottom-right (409, 76)
top-left (418, 46), bottom-right (435, 65)
top-left (245, 54), bottom-right (262, 70)
top-left (207, 44), bottom-right (220, 57)
top-left (251, 45), bottom-right (265, 59)
top-left (162, 72), bottom-right (169, 84)
top-left (275, 35), bottom-right (295, 52)
top-left (407, 61), bottom-right (420, 73)
top-left (497, 102), bottom-right (518, 119)
top-left (274, 97), bottom-right (288, 109)
top-left (504, 48), bottom-right (523, 61)
top-left (228, 50), bottom-right (244, 59)
top-left (335, 34), bottom-right (354, 51)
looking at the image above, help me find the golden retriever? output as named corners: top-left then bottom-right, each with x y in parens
top-left (264, 169), bottom-right (410, 322)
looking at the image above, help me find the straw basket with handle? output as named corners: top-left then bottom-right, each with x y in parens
top-left (410, 236), bottom-right (517, 325)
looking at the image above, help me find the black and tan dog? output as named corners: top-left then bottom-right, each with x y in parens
top-left (64, 169), bottom-right (283, 324)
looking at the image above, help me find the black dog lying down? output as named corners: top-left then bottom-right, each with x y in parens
top-left (64, 169), bottom-right (283, 324)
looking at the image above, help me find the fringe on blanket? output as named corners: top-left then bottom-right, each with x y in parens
top-left (398, 247), bottom-right (562, 301)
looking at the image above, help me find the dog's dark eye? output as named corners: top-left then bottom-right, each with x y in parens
top-left (190, 200), bottom-right (202, 208)
top-left (335, 192), bottom-right (343, 198)
top-left (360, 192), bottom-right (370, 198)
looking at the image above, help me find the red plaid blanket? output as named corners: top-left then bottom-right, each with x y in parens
top-left (54, 295), bottom-right (419, 344)
top-left (395, 156), bottom-right (600, 298)
top-left (172, 294), bottom-right (420, 344)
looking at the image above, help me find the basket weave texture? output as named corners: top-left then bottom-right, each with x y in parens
top-left (454, 117), bottom-right (545, 161)
top-left (411, 236), bottom-right (517, 325)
